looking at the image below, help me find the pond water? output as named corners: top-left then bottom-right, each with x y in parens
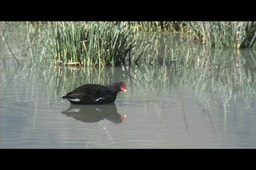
top-left (1, 60), bottom-right (256, 148)
top-left (1, 27), bottom-right (256, 148)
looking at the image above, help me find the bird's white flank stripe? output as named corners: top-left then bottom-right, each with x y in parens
top-left (95, 97), bottom-right (104, 102)
top-left (68, 99), bottom-right (81, 102)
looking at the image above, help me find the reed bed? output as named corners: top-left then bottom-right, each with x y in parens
top-left (1, 21), bottom-right (256, 69)
top-left (47, 21), bottom-right (144, 67)
top-left (128, 21), bottom-right (183, 32)
top-left (128, 21), bottom-right (256, 48)
top-left (187, 21), bottom-right (256, 48)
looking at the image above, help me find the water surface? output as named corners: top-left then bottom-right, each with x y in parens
top-left (1, 58), bottom-right (256, 148)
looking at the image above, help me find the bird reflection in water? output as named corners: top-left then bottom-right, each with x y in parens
top-left (61, 103), bottom-right (126, 124)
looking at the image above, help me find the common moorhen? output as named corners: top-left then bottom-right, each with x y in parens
top-left (62, 82), bottom-right (127, 104)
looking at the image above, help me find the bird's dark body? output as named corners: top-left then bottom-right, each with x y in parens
top-left (62, 82), bottom-right (126, 105)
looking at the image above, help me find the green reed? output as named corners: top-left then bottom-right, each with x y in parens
top-left (128, 21), bottom-right (181, 32)
top-left (131, 21), bottom-right (256, 49)
top-left (47, 22), bottom-right (143, 67)
top-left (130, 32), bottom-right (196, 66)
top-left (187, 21), bottom-right (256, 48)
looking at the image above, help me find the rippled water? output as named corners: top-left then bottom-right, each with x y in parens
top-left (1, 57), bottom-right (256, 148)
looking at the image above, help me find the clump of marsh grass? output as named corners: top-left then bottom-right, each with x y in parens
top-left (131, 32), bottom-right (194, 66)
top-left (187, 21), bottom-right (256, 48)
top-left (129, 21), bottom-right (182, 32)
top-left (131, 21), bottom-right (256, 49)
top-left (48, 22), bottom-right (143, 67)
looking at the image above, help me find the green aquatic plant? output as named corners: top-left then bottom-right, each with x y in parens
top-left (48, 21), bottom-right (144, 67)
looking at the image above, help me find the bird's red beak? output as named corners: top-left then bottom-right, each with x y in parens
top-left (121, 86), bottom-right (127, 92)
